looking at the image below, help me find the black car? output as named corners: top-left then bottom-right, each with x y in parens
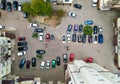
top-left (18, 46), bottom-right (28, 51)
top-left (6, 2), bottom-right (12, 12)
top-left (31, 57), bottom-right (36, 67)
top-left (88, 35), bottom-right (92, 43)
top-left (50, 34), bottom-right (55, 40)
top-left (23, 12), bottom-right (28, 18)
top-left (78, 34), bottom-right (82, 43)
top-left (72, 34), bottom-right (76, 42)
top-left (79, 24), bottom-right (83, 33)
top-left (82, 34), bottom-right (86, 43)
top-left (93, 25), bottom-right (98, 34)
top-left (17, 42), bottom-right (27, 46)
top-left (34, 28), bottom-right (43, 33)
top-left (0, 0), bottom-right (6, 10)
top-left (36, 50), bottom-right (45, 54)
top-left (56, 56), bottom-right (60, 65)
top-left (67, 24), bottom-right (72, 34)
top-left (74, 4), bottom-right (82, 9)
top-left (13, 1), bottom-right (18, 11)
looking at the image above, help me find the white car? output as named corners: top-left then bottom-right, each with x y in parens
top-left (29, 22), bottom-right (38, 27)
top-left (0, 25), bottom-right (5, 29)
top-left (46, 61), bottom-right (50, 69)
top-left (67, 34), bottom-right (71, 43)
top-left (93, 35), bottom-right (98, 44)
top-left (62, 34), bottom-right (66, 43)
top-left (68, 12), bottom-right (77, 17)
top-left (40, 61), bottom-right (45, 69)
top-left (39, 33), bottom-right (43, 42)
top-left (17, 51), bottom-right (27, 56)
top-left (92, 0), bottom-right (98, 7)
top-left (18, 5), bottom-right (22, 11)
top-left (98, 25), bottom-right (102, 34)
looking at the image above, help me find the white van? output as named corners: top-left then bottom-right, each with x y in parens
top-left (17, 51), bottom-right (27, 56)
top-left (0, 25), bottom-right (5, 29)
top-left (18, 5), bottom-right (22, 11)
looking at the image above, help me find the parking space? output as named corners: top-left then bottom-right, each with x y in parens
top-left (0, 0), bottom-right (120, 83)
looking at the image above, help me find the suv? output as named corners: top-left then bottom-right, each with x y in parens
top-left (78, 34), bottom-right (82, 43)
top-left (18, 5), bottom-right (22, 11)
top-left (56, 56), bottom-right (60, 65)
top-left (52, 59), bottom-right (56, 68)
top-left (19, 58), bottom-right (26, 69)
top-left (0, 25), bottom-right (5, 29)
top-left (79, 24), bottom-right (83, 33)
top-left (82, 34), bottom-right (86, 43)
top-left (93, 25), bottom-right (98, 34)
top-left (34, 28), bottom-right (43, 32)
top-left (66, 24), bottom-right (72, 34)
top-left (31, 57), bottom-right (36, 67)
top-left (39, 33), bottom-right (43, 42)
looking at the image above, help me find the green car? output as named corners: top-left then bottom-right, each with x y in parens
top-left (52, 59), bottom-right (56, 68)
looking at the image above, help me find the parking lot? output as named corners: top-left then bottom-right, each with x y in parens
top-left (0, 0), bottom-right (120, 83)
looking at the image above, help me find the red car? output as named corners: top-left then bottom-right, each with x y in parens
top-left (46, 33), bottom-right (50, 42)
top-left (18, 37), bottom-right (26, 41)
top-left (83, 57), bottom-right (93, 63)
top-left (26, 60), bottom-right (30, 69)
top-left (69, 53), bottom-right (75, 62)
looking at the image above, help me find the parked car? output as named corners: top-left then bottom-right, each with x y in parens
top-left (17, 51), bottom-right (27, 56)
top-left (83, 57), bottom-right (93, 63)
top-left (23, 12), bottom-right (27, 18)
top-left (93, 25), bottom-right (98, 34)
top-left (98, 25), bottom-right (102, 34)
top-left (74, 24), bottom-right (78, 33)
top-left (39, 33), bottom-right (43, 42)
top-left (79, 24), bottom-right (83, 33)
top-left (88, 35), bottom-right (92, 43)
top-left (84, 20), bottom-right (93, 25)
top-left (69, 53), bottom-right (75, 62)
top-left (92, 0), bottom-right (98, 7)
top-left (31, 57), bottom-right (36, 67)
top-left (62, 34), bottom-right (66, 43)
top-left (72, 34), bottom-right (76, 42)
top-left (13, 1), bottom-right (18, 11)
top-left (68, 12), bottom-right (77, 17)
top-left (74, 4), bottom-right (82, 9)
top-left (46, 61), bottom-right (50, 69)
top-left (67, 34), bottom-right (71, 43)
top-left (0, 0), bottom-right (6, 10)
top-left (26, 60), bottom-right (30, 69)
top-left (29, 22), bottom-right (38, 27)
top-left (36, 50), bottom-right (45, 54)
top-left (6, 2), bottom-right (12, 12)
top-left (82, 34), bottom-right (86, 43)
top-left (52, 59), bottom-right (56, 68)
top-left (93, 35), bottom-right (98, 44)
top-left (18, 46), bottom-right (28, 51)
top-left (98, 34), bottom-right (103, 43)
top-left (46, 33), bottom-right (50, 42)
top-left (50, 34), bottom-right (55, 40)
top-left (66, 24), bottom-right (72, 34)
top-left (17, 42), bottom-right (27, 46)
top-left (63, 54), bottom-right (68, 63)
top-left (40, 61), bottom-right (45, 69)
top-left (78, 34), bottom-right (82, 43)
top-left (19, 58), bottom-right (26, 69)
top-left (18, 37), bottom-right (26, 41)
top-left (18, 5), bottom-right (22, 11)
top-left (34, 28), bottom-right (43, 33)
top-left (56, 56), bottom-right (61, 65)
top-left (0, 25), bottom-right (5, 29)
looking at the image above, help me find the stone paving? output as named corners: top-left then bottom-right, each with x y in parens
top-left (0, 0), bottom-right (120, 83)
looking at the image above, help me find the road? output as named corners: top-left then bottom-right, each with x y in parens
top-left (0, 0), bottom-right (120, 83)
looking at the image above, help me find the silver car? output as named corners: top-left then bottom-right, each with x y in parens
top-left (68, 12), bottom-right (77, 17)
top-left (46, 61), bottom-right (50, 69)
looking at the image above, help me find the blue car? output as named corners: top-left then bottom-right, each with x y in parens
top-left (84, 20), bottom-right (93, 25)
top-left (74, 24), bottom-right (78, 33)
top-left (98, 34), bottom-right (103, 43)
top-left (19, 58), bottom-right (26, 69)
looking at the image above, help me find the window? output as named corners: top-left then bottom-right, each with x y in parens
top-left (65, 0), bottom-right (69, 2)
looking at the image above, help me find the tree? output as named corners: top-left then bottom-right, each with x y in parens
top-left (83, 26), bottom-right (93, 35)
top-left (57, 9), bottom-right (65, 18)
top-left (22, 2), bottom-right (32, 14)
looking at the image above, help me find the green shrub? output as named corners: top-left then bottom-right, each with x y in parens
top-left (32, 33), bottom-right (38, 38)
top-left (83, 26), bottom-right (93, 35)
top-left (36, 54), bottom-right (42, 59)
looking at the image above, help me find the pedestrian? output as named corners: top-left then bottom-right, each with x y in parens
top-left (44, 27), bottom-right (46, 31)
top-left (45, 43), bottom-right (48, 48)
